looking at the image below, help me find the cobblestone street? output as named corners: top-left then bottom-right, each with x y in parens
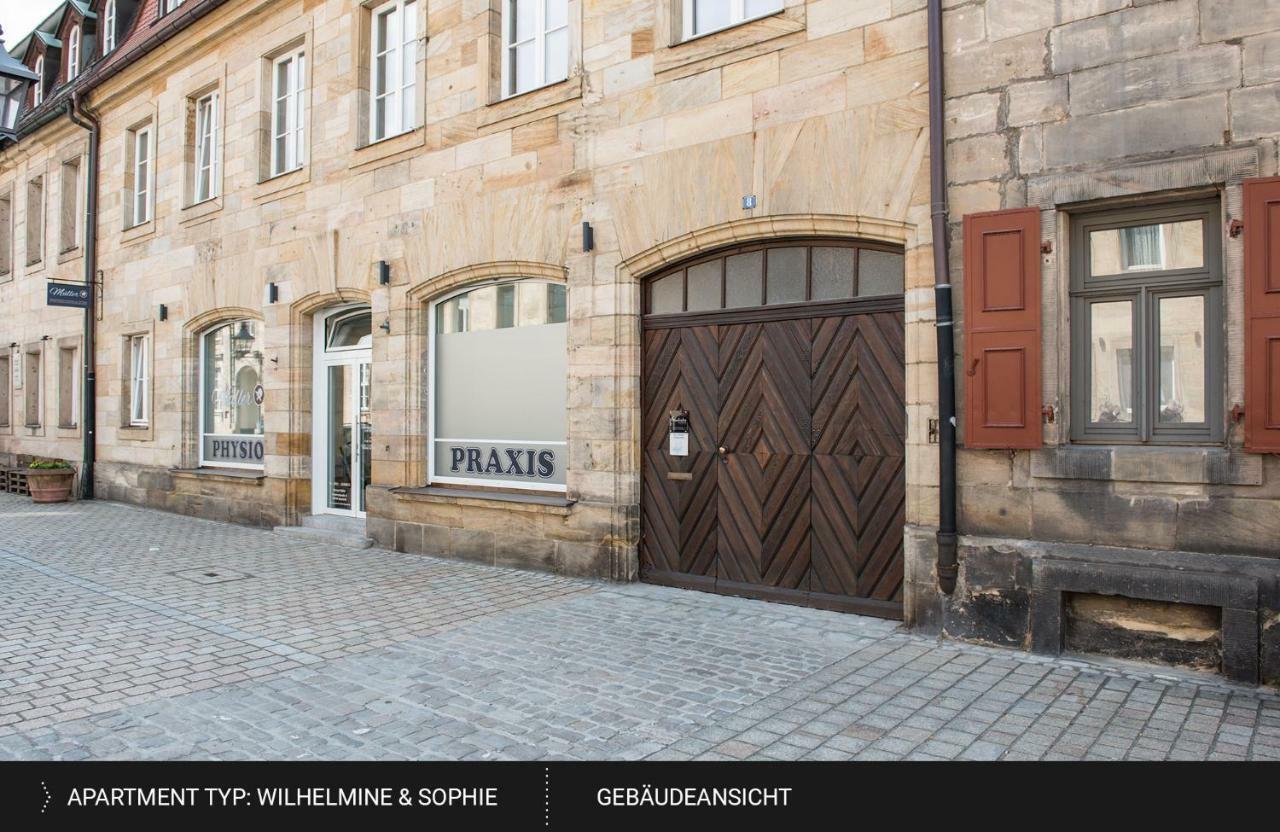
top-left (0, 493), bottom-right (1277, 761)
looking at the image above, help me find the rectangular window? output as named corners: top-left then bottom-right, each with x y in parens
top-left (200, 320), bottom-right (265, 468)
top-left (1071, 200), bottom-right (1222, 443)
top-left (58, 345), bottom-right (77, 428)
top-left (431, 280), bottom-right (568, 491)
top-left (103, 0), bottom-right (117, 53)
top-left (24, 349), bottom-right (40, 427)
top-left (67, 26), bottom-right (81, 81)
top-left (163, 0), bottom-right (184, 13)
top-left (59, 156), bottom-right (81, 253)
top-left (0, 354), bottom-right (10, 428)
top-left (26, 176), bottom-right (43, 265)
top-left (194, 92), bottom-right (220, 203)
top-left (369, 0), bottom-right (417, 143)
top-left (683, 0), bottom-right (783, 40)
top-left (129, 334), bottom-right (149, 426)
top-left (503, 0), bottom-right (569, 98)
top-left (271, 49), bottom-right (306, 176)
top-left (0, 188), bottom-right (11, 277)
top-left (130, 125), bottom-right (152, 226)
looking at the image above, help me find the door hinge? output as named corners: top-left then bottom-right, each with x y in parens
top-left (1041, 405), bottom-right (1056, 424)
top-left (1229, 218), bottom-right (1245, 238)
top-left (1231, 403), bottom-right (1246, 422)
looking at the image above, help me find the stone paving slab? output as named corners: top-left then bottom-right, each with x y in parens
top-left (0, 493), bottom-right (1277, 761)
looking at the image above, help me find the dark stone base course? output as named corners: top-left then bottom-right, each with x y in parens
top-left (906, 527), bottom-right (1280, 688)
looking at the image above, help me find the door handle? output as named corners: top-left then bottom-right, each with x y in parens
top-left (718, 446), bottom-right (728, 461)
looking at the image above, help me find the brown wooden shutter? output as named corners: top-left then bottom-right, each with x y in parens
top-left (963, 207), bottom-right (1042, 449)
top-left (1245, 177), bottom-right (1280, 453)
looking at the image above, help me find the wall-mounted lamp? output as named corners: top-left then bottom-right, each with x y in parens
top-left (582, 222), bottom-right (594, 253)
top-left (267, 282), bottom-right (279, 304)
top-left (158, 304), bottom-right (168, 322)
top-left (378, 261), bottom-right (391, 286)
top-left (40, 335), bottom-right (51, 341)
top-left (379, 318), bottom-right (391, 334)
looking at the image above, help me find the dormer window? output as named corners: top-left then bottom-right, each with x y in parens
top-left (33, 56), bottom-right (44, 105)
top-left (103, 0), bottom-right (117, 54)
top-left (163, 0), bottom-right (184, 14)
top-left (67, 26), bottom-right (81, 81)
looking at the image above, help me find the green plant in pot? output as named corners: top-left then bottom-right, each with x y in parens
top-left (27, 460), bottom-right (75, 504)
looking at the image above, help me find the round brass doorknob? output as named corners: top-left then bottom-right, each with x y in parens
top-left (718, 446), bottom-right (727, 455)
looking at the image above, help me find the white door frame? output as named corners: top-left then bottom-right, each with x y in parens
top-left (311, 304), bottom-right (373, 518)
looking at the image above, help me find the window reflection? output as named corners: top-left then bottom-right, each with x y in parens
top-left (1090, 301), bottom-right (1133, 424)
top-left (1158, 296), bottom-right (1206, 423)
top-left (1090, 220), bottom-right (1203, 276)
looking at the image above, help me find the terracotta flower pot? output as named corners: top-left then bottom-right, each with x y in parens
top-left (27, 469), bottom-right (75, 504)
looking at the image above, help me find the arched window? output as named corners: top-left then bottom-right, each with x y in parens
top-left (33, 57), bottom-right (44, 105)
top-left (199, 320), bottom-right (266, 468)
top-left (68, 26), bottom-right (81, 81)
top-left (430, 279), bottom-right (568, 491)
top-left (103, 0), bottom-right (118, 54)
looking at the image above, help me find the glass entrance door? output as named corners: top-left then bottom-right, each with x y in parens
top-left (314, 306), bottom-right (373, 518)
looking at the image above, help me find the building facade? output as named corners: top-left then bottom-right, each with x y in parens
top-left (0, 0), bottom-right (1276, 685)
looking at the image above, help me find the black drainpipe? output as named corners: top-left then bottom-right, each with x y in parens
top-left (66, 93), bottom-right (99, 500)
top-left (928, 0), bottom-right (958, 595)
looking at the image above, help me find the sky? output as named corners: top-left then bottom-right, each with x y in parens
top-left (1, 0), bottom-right (64, 46)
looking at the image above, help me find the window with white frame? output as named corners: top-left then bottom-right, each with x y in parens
top-left (163, 0), bottom-right (184, 13)
top-left (103, 0), bottom-right (117, 53)
top-left (194, 92), bottom-right (220, 202)
top-left (200, 320), bottom-right (265, 468)
top-left (430, 279), bottom-right (568, 491)
top-left (271, 48), bottom-right (306, 176)
top-left (683, 0), bottom-right (783, 40)
top-left (369, 0), bottom-right (417, 143)
top-left (129, 124), bottom-right (152, 226)
top-left (128, 334), bottom-right (149, 426)
top-left (33, 57), bottom-right (44, 106)
top-left (67, 26), bottom-right (81, 81)
top-left (502, 0), bottom-right (569, 99)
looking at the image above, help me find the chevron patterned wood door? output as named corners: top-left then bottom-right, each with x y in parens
top-left (641, 308), bottom-right (905, 619)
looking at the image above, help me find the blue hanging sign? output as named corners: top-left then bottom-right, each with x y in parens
top-left (47, 282), bottom-right (91, 309)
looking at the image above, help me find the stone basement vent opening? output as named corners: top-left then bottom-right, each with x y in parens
top-left (1064, 593), bottom-right (1222, 673)
top-left (171, 567), bottom-right (254, 585)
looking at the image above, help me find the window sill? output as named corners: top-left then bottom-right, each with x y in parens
top-left (57, 247), bottom-right (82, 266)
top-left (480, 76), bottom-right (583, 134)
top-left (180, 197), bottom-right (222, 227)
top-left (351, 127), bottom-right (425, 172)
top-left (1032, 445), bottom-right (1262, 486)
top-left (657, 7), bottom-right (805, 79)
top-left (119, 424), bottom-right (153, 441)
top-left (121, 220), bottom-right (156, 245)
top-left (392, 485), bottom-right (575, 514)
top-left (255, 165), bottom-right (310, 204)
top-left (169, 467), bottom-right (266, 483)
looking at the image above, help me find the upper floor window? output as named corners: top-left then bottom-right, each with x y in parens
top-left (1070, 200), bottom-right (1223, 443)
top-left (369, 0), bottom-right (416, 143)
top-left (271, 48), bottom-right (306, 176)
top-left (163, 0), bottom-right (184, 13)
top-left (194, 91), bottom-right (220, 202)
top-left (129, 123), bottom-right (152, 226)
top-left (502, 0), bottom-right (568, 98)
top-left (103, 0), bottom-right (118, 54)
top-left (67, 26), bottom-right (81, 81)
top-left (33, 57), bottom-right (44, 106)
top-left (683, 0), bottom-right (783, 40)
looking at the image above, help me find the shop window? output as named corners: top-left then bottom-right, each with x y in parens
top-left (270, 46), bottom-right (307, 176)
top-left (128, 334), bottom-right (149, 427)
top-left (431, 280), bottom-right (568, 491)
top-left (24, 348), bottom-right (41, 427)
top-left (0, 354), bottom-right (10, 427)
top-left (502, 0), bottom-right (569, 99)
top-left (645, 241), bottom-right (904, 315)
top-left (26, 175), bottom-right (43, 265)
top-left (1070, 200), bottom-right (1222, 442)
top-left (368, 0), bottom-right (417, 143)
top-left (200, 320), bottom-right (265, 468)
top-left (59, 156), bottom-right (81, 253)
top-left (682, 0), bottom-right (783, 41)
top-left (58, 345), bottom-right (78, 428)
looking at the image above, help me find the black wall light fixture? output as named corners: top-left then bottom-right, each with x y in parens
top-left (158, 304), bottom-right (168, 322)
top-left (582, 222), bottom-right (594, 253)
top-left (267, 282), bottom-right (279, 304)
top-left (378, 261), bottom-right (391, 286)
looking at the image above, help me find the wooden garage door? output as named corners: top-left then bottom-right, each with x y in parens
top-left (640, 241), bottom-right (906, 619)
